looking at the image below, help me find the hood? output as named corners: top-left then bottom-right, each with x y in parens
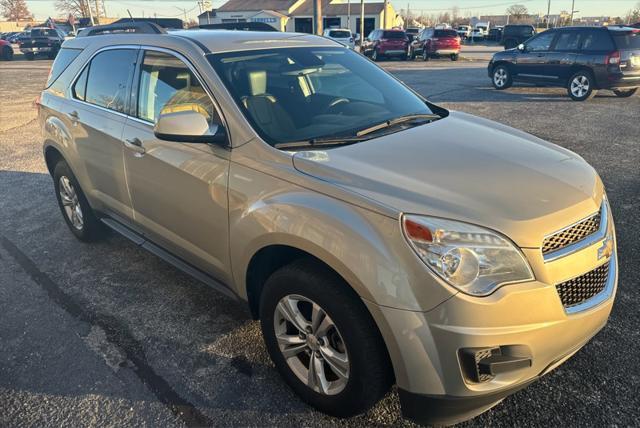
top-left (292, 111), bottom-right (603, 248)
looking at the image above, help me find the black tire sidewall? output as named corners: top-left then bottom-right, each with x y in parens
top-left (613, 88), bottom-right (637, 98)
top-left (259, 260), bottom-right (391, 417)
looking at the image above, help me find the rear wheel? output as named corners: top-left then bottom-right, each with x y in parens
top-left (450, 53), bottom-right (459, 61)
top-left (408, 47), bottom-right (415, 60)
top-left (1, 46), bottom-right (13, 61)
top-left (568, 71), bottom-right (596, 101)
top-left (613, 88), bottom-right (637, 98)
top-left (492, 65), bottom-right (512, 90)
top-left (53, 160), bottom-right (105, 242)
top-left (371, 49), bottom-right (381, 62)
top-left (260, 259), bottom-right (393, 418)
top-left (422, 49), bottom-right (430, 61)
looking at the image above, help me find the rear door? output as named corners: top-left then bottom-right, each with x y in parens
top-left (62, 47), bottom-right (138, 220)
top-left (546, 29), bottom-right (581, 82)
top-left (514, 30), bottom-right (557, 80)
top-left (610, 29), bottom-right (640, 79)
top-left (120, 48), bottom-right (231, 281)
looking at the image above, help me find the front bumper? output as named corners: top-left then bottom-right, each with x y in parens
top-left (364, 215), bottom-right (617, 425)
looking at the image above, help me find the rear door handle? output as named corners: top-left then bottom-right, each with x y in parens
top-left (124, 137), bottom-right (146, 155)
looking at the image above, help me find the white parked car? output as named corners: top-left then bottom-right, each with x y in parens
top-left (323, 28), bottom-right (355, 49)
top-left (456, 25), bottom-right (471, 39)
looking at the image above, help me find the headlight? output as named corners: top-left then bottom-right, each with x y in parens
top-left (401, 215), bottom-right (534, 296)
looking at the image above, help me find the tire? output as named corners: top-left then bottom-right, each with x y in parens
top-left (422, 49), bottom-right (430, 61)
top-left (53, 160), bottom-right (105, 242)
top-left (24, 52), bottom-right (34, 60)
top-left (1, 46), bottom-right (13, 61)
top-left (260, 259), bottom-right (393, 418)
top-left (371, 49), bottom-right (380, 62)
top-left (492, 64), bottom-right (512, 90)
top-left (408, 47), bottom-right (415, 60)
top-left (613, 88), bottom-right (637, 98)
top-left (567, 71), bottom-right (597, 101)
top-left (451, 53), bottom-right (459, 61)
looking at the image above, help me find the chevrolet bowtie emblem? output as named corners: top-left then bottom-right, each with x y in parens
top-left (597, 235), bottom-right (614, 260)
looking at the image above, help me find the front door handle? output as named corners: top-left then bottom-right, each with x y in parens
top-left (124, 137), bottom-right (145, 155)
top-left (67, 110), bottom-right (79, 123)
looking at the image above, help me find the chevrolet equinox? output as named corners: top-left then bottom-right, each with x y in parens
top-left (40, 23), bottom-right (618, 426)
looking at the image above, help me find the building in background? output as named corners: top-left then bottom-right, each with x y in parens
top-left (201, 0), bottom-right (403, 35)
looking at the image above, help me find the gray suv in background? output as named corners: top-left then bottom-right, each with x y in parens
top-left (39, 23), bottom-right (617, 425)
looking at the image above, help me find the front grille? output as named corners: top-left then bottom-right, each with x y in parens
top-left (542, 211), bottom-right (601, 255)
top-left (556, 263), bottom-right (610, 308)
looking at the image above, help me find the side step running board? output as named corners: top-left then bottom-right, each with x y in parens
top-left (101, 217), bottom-right (238, 300)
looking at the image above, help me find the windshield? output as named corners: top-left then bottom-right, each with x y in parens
top-left (329, 30), bottom-right (351, 38)
top-left (612, 30), bottom-right (640, 49)
top-left (208, 47), bottom-right (435, 146)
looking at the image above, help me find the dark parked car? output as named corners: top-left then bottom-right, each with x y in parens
top-left (8, 31), bottom-right (29, 44)
top-left (489, 26), bottom-right (640, 101)
top-left (405, 27), bottom-right (420, 42)
top-left (361, 29), bottom-right (408, 61)
top-left (19, 27), bottom-right (65, 59)
top-left (409, 28), bottom-right (461, 61)
top-left (0, 38), bottom-right (13, 60)
top-left (501, 24), bottom-right (535, 49)
top-left (488, 27), bottom-right (503, 42)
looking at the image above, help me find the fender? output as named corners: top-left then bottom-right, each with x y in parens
top-left (228, 161), bottom-right (455, 312)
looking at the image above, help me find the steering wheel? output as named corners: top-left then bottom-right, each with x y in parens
top-left (324, 97), bottom-right (350, 113)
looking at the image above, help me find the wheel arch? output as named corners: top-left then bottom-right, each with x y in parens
top-left (567, 65), bottom-right (597, 87)
top-left (44, 142), bottom-right (65, 176)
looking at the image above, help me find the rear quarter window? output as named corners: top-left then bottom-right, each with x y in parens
top-left (581, 30), bottom-right (614, 51)
top-left (611, 30), bottom-right (640, 49)
top-left (46, 48), bottom-right (82, 88)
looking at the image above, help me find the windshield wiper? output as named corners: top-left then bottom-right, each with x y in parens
top-left (274, 135), bottom-right (369, 150)
top-left (355, 113), bottom-right (441, 137)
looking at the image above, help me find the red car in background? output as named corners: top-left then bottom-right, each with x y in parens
top-left (0, 38), bottom-right (13, 61)
top-left (409, 28), bottom-right (461, 61)
top-left (362, 29), bottom-right (409, 61)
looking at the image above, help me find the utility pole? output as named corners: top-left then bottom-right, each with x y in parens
top-left (546, 0), bottom-right (551, 28)
top-left (359, 0), bottom-right (364, 48)
top-left (347, 0), bottom-right (350, 32)
top-left (313, 0), bottom-right (322, 35)
top-left (570, 0), bottom-right (575, 26)
top-left (383, 0), bottom-right (388, 29)
top-left (94, 0), bottom-right (101, 24)
top-left (88, 1), bottom-right (95, 26)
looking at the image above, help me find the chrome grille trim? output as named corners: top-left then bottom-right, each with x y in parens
top-left (543, 202), bottom-right (608, 263)
top-left (561, 255), bottom-right (617, 315)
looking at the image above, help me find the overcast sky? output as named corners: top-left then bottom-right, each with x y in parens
top-left (24, 0), bottom-right (638, 22)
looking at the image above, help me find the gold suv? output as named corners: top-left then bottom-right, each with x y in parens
top-left (40, 23), bottom-right (617, 425)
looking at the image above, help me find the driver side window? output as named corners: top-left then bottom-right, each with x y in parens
top-left (526, 32), bottom-right (556, 52)
top-left (137, 50), bottom-right (219, 125)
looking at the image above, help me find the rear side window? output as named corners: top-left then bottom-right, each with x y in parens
top-left (383, 31), bottom-right (405, 39)
top-left (329, 30), bottom-right (350, 38)
top-left (46, 48), bottom-right (81, 87)
top-left (434, 30), bottom-right (458, 38)
top-left (554, 32), bottom-right (580, 51)
top-left (79, 49), bottom-right (137, 113)
top-left (137, 51), bottom-right (218, 124)
top-left (611, 30), bottom-right (640, 49)
top-left (581, 30), bottom-right (614, 51)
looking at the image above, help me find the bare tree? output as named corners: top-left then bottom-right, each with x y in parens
top-left (55, 0), bottom-right (95, 19)
top-left (625, 1), bottom-right (640, 24)
top-left (0, 0), bottom-right (32, 21)
top-left (506, 4), bottom-right (529, 21)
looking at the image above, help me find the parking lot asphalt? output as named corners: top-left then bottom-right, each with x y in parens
top-left (1, 57), bottom-right (638, 427)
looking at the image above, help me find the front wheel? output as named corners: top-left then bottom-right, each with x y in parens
top-left (260, 259), bottom-right (393, 418)
top-left (408, 47), bottom-right (415, 60)
top-left (422, 49), bottom-right (430, 61)
top-left (371, 49), bottom-right (380, 61)
top-left (613, 88), bottom-right (637, 98)
top-left (568, 71), bottom-right (596, 101)
top-left (492, 65), bottom-right (512, 89)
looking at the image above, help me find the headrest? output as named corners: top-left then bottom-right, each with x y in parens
top-left (248, 70), bottom-right (267, 96)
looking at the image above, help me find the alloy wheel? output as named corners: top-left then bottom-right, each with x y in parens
top-left (494, 68), bottom-right (508, 88)
top-left (274, 294), bottom-right (349, 395)
top-left (59, 176), bottom-right (83, 230)
top-left (571, 75), bottom-right (590, 98)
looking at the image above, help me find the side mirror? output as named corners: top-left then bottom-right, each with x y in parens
top-left (154, 110), bottom-right (227, 145)
top-left (517, 43), bottom-right (526, 52)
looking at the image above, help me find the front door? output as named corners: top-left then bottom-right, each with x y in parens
top-left (514, 31), bottom-right (557, 81)
top-left (64, 48), bottom-right (138, 219)
top-left (546, 30), bottom-right (580, 81)
top-left (121, 49), bottom-right (231, 282)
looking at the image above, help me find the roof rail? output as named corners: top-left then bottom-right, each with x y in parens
top-left (77, 22), bottom-right (167, 37)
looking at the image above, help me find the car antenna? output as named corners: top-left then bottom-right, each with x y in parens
top-left (127, 9), bottom-right (135, 23)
